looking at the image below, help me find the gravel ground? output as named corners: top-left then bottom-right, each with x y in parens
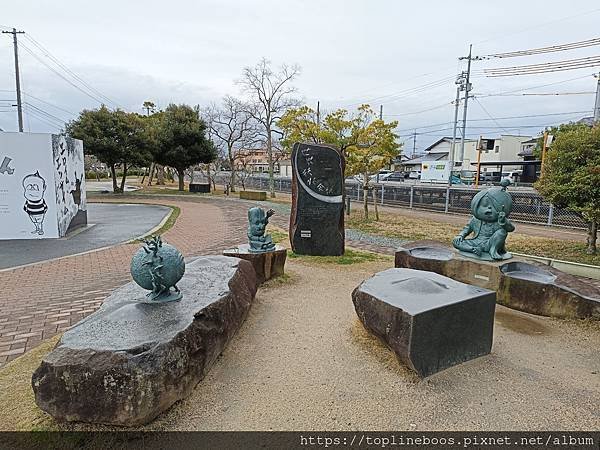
top-left (139, 258), bottom-right (599, 431)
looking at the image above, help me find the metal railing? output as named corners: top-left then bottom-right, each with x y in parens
top-left (238, 176), bottom-right (586, 229)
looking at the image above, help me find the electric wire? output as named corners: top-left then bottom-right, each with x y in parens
top-left (22, 34), bottom-right (121, 108)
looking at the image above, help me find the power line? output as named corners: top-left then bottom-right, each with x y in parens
top-left (484, 37), bottom-right (600, 59)
top-left (475, 7), bottom-right (600, 46)
top-left (473, 98), bottom-right (511, 134)
top-left (394, 110), bottom-right (593, 133)
top-left (485, 56), bottom-right (600, 77)
top-left (22, 34), bottom-right (121, 108)
top-left (24, 102), bottom-right (68, 124)
top-left (18, 41), bottom-right (110, 106)
top-left (22, 92), bottom-right (76, 115)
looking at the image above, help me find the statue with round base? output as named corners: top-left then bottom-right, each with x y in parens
top-left (452, 179), bottom-right (515, 261)
top-left (130, 235), bottom-right (185, 303)
top-left (223, 207), bottom-right (286, 284)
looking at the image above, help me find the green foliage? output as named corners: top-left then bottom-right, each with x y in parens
top-left (344, 105), bottom-right (400, 179)
top-left (66, 106), bottom-right (152, 168)
top-left (154, 104), bottom-right (217, 190)
top-left (66, 106), bottom-right (152, 192)
top-left (279, 104), bottom-right (400, 174)
top-left (534, 122), bottom-right (588, 158)
top-left (535, 124), bottom-right (600, 221)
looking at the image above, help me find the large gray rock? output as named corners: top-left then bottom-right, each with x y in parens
top-left (353, 268), bottom-right (496, 378)
top-left (32, 256), bottom-right (257, 426)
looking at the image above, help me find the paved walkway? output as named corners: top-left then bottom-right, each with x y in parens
top-left (0, 197), bottom-right (247, 366)
top-left (0, 193), bottom-right (595, 367)
top-left (0, 203), bottom-right (170, 270)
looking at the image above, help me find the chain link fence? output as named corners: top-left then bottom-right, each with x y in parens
top-left (239, 176), bottom-right (587, 229)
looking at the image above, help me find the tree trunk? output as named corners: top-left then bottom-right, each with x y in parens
top-left (373, 186), bottom-right (379, 221)
top-left (147, 162), bottom-right (155, 186)
top-left (363, 179), bottom-right (369, 221)
top-left (120, 163), bottom-right (128, 193)
top-left (177, 168), bottom-right (185, 191)
top-left (156, 165), bottom-right (165, 185)
top-left (587, 219), bottom-right (598, 254)
top-left (267, 127), bottom-right (275, 198)
top-left (110, 164), bottom-right (119, 193)
top-left (229, 166), bottom-right (235, 192)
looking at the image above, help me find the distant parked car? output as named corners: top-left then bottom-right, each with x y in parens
top-left (480, 171), bottom-right (501, 183)
top-left (374, 172), bottom-right (406, 183)
top-left (408, 170), bottom-right (421, 180)
top-left (501, 170), bottom-right (522, 184)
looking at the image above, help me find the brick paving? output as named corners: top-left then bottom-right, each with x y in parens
top-left (0, 196), bottom-right (247, 366)
top-left (1, 193), bottom-right (597, 367)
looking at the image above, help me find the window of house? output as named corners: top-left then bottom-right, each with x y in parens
top-left (495, 146), bottom-right (499, 153)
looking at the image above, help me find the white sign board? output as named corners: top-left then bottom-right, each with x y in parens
top-left (421, 160), bottom-right (450, 183)
top-left (0, 132), bottom-right (86, 239)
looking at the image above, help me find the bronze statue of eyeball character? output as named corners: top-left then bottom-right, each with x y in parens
top-left (130, 236), bottom-right (185, 302)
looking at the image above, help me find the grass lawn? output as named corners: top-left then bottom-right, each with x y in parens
top-left (347, 210), bottom-right (600, 267)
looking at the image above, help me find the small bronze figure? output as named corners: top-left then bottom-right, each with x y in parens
top-left (452, 179), bottom-right (515, 261)
top-left (247, 207), bottom-right (276, 253)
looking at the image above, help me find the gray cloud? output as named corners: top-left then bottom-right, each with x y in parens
top-left (1, 0), bottom-right (599, 151)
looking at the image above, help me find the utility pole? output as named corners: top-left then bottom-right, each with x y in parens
top-left (458, 44), bottom-right (474, 163)
top-left (379, 104), bottom-right (383, 120)
top-left (2, 28), bottom-right (25, 132)
top-left (594, 72), bottom-right (600, 122)
top-left (448, 76), bottom-right (463, 186)
top-left (412, 130), bottom-right (417, 156)
top-left (316, 101), bottom-right (321, 126)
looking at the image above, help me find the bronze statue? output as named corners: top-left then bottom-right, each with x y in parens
top-left (248, 207), bottom-right (276, 253)
top-left (452, 179), bottom-right (515, 261)
top-left (130, 236), bottom-right (185, 302)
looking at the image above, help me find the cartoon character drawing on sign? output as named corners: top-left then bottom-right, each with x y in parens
top-left (23, 171), bottom-right (48, 235)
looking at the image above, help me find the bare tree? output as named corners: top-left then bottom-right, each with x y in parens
top-left (203, 96), bottom-right (258, 193)
top-left (238, 58), bottom-right (300, 198)
top-left (235, 156), bottom-right (253, 191)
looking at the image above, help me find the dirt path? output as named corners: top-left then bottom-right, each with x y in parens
top-left (146, 258), bottom-right (599, 431)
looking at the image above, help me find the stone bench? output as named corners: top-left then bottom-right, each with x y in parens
top-left (32, 256), bottom-right (257, 426)
top-left (239, 190), bottom-right (267, 201)
top-left (352, 268), bottom-right (496, 378)
top-left (395, 240), bottom-right (600, 320)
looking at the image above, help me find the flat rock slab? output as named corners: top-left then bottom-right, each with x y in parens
top-left (223, 244), bottom-right (287, 284)
top-left (353, 268), bottom-right (496, 378)
top-left (395, 240), bottom-right (600, 320)
top-left (32, 256), bottom-right (257, 426)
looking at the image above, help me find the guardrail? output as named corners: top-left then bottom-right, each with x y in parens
top-left (238, 176), bottom-right (587, 229)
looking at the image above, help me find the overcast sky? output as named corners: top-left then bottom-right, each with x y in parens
top-left (1, 0), bottom-right (599, 152)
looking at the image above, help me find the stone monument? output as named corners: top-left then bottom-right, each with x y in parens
top-left (289, 142), bottom-right (345, 256)
top-left (353, 268), bottom-right (496, 378)
top-left (452, 179), bottom-right (515, 261)
top-left (32, 255), bottom-right (257, 426)
top-left (223, 207), bottom-right (286, 284)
